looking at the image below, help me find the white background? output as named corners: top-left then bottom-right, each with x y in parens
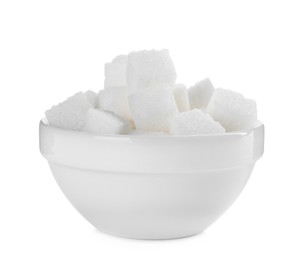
top-left (1, 0), bottom-right (304, 259)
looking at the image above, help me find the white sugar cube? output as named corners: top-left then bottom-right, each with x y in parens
top-left (188, 78), bottom-right (214, 109)
top-left (82, 108), bottom-right (131, 135)
top-left (170, 109), bottom-right (225, 135)
top-left (97, 87), bottom-right (132, 121)
top-left (45, 92), bottom-right (92, 130)
top-left (126, 49), bottom-right (177, 93)
top-left (84, 90), bottom-right (97, 107)
top-left (172, 84), bottom-right (190, 112)
top-left (206, 88), bottom-right (257, 132)
top-left (104, 55), bottom-right (128, 88)
top-left (128, 87), bottom-right (178, 132)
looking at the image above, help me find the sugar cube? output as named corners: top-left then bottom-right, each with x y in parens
top-left (170, 109), bottom-right (225, 135)
top-left (206, 88), bottom-right (257, 131)
top-left (128, 87), bottom-right (178, 132)
top-left (45, 92), bottom-right (92, 130)
top-left (188, 78), bottom-right (214, 109)
top-left (104, 55), bottom-right (128, 88)
top-left (84, 90), bottom-right (97, 107)
top-left (97, 87), bottom-right (133, 121)
top-left (126, 49), bottom-right (177, 93)
top-left (172, 84), bottom-right (190, 112)
top-left (82, 108), bottom-right (131, 135)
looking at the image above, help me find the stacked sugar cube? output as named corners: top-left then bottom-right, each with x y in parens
top-left (45, 49), bottom-right (258, 136)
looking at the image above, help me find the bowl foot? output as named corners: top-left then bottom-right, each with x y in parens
top-left (95, 228), bottom-right (204, 240)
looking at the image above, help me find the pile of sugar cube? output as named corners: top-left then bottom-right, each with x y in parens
top-left (45, 49), bottom-right (257, 136)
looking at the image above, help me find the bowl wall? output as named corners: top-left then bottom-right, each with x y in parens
top-left (49, 162), bottom-right (255, 239)
top-left (40, 120), bottom-right (264, 239)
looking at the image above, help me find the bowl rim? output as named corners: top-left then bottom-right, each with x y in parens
top-left (40, 118), bottom-right (264, 139)
top-left (40, 118), bottom-right (264, 172)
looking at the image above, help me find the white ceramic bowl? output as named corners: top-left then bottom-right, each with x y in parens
top-left (39, 119), bottom-right (264, 240)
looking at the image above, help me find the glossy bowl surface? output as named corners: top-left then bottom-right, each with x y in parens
top-left (39, 119), bottom-right (264, 239)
